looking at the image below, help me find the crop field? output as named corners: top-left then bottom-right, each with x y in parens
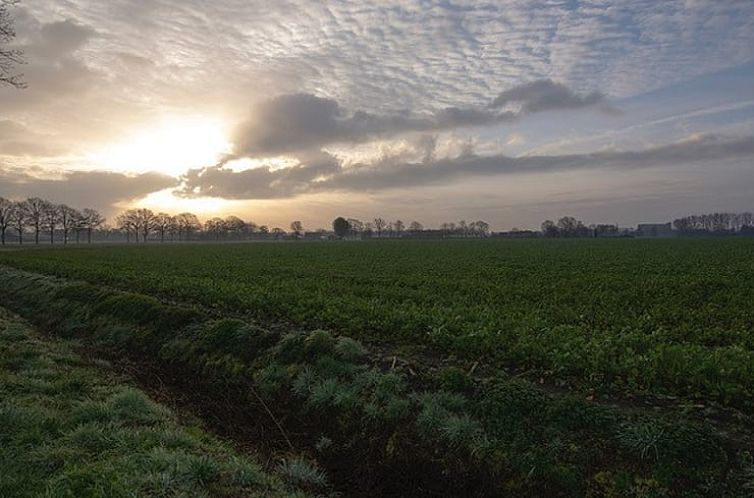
top-left (2, 239), bottom-right (753, 406)
top-left (1, 238), bottom-right (754, 496)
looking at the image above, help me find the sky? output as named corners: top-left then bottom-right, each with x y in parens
top-left (1, 0), bottom-right (753, 230)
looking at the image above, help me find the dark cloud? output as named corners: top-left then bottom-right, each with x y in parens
top-left (490, 80), bottom-right (604, 112)
top-left (179, 134), bottom-right (754, 200)
top-left (0, 168), bottom-right (177, 213)
top-left (230, 80), bottom-right (600, 156)
top-left (0, 16), bottom-right (99, 112)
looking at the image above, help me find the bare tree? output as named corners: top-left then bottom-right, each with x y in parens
top-left (0, 196), bottom-right (12, 245)
top-left (347, 218), bottom-right (364, 236)
top-left (373, 218), bottom-right (386, 237)
top-left (43, 202), bottom-right (59, 244)
top-left (176, 212), bottom-right (201, 241)
top-left (290, 220), bottom-right (303, 238)
top-left (204, 217), bottom-right (226, 240)
top-left (23, 198), bottom-right (49, 244)
top-left (393, 220), bottom-right (405, 237)
top-left (10, 200), bottom-right (27, 244)
top-left (116, 210), bottom-right (139, 243)
top-left (224, 215), bottom-right (246, 239)
top-left (58, 205), bottom-right (81, 244)
top-left (0, 0), bottom-right (25, 88)
top-left (81, 208), bottom-right (105, 243)
top-left (471, 220), bottom-right (490, 237)
top-left (154, 213), bottom-right (174, 242)
top-left (408, 220), bottom-right (423, 233)
top-left (133, 208), bottom-right (157, 242)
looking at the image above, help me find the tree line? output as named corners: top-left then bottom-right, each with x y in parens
top-left (0, 197), bottom-right (105, 245)
top-left (673, 212), bottom-right (754, 234)
top-left (540, 216), bottom-right (622, 238)
top-left (0, 198), bottom-right (494, 246)
top-left (332, 217), bottom-right (490, 238)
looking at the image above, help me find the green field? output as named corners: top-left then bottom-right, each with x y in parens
top-left (1, 238), bottom-right (754, 496)
top-left (1, 239), bottom-right (753, 406)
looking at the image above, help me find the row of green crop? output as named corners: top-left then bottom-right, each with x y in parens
top-left (2, 240), bottom-right (753, 410)
top-left (0, 265), bottom-right (751, 496)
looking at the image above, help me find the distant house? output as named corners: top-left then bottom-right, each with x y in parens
top-left (303, 231), bottom-right (336, 240)
top-left (636, 223), bottom-right (674, 238)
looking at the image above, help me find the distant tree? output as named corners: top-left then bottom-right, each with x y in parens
top-left (554, 216), bottom-right (589, 238)
top-left (42, 202), bottom-right (59, 244)
top-left (24, 197), bottom-right (48, 244)
top-left (393, 220), bottom-right (405, 237)
top-left (458, 220), bottom-right (468, 237)
top-left (333, 217), bottom-right (350, 238)
top-left (373, 217), bottom-right (386, 237)
top-left (347, 218), bottom-right (364, 236)
top-left (154, 213), bottom-right (173, 242)
top-left (471, 220), bottom-right (490, 237)
top-left (541, 220), bottom-right (558, 237)
top-left (271, 227), bottom-right (286, 239)
top-left (10, 200), bottom-right (27, 244)
top-left (224, 215), bottom-right (246, 239)
top-left (0, 197), bottom-right (12, 245)
top-left (133, 208), bottom-right (157, 242)
top-left (116, 210), bottom-right (139, 243)
top-left (290, 220), bottom-right (303, 238)
top-left (408, 220), bottom-right (423, 233)
top-left (176, 212), bottom-right (201, 241)
top-left (58, 205), bottom-right (81, 244)
top-left (258, 225), bottom-right (269, 235)
top-left (79, 208), bottom-right (105, 243)
top-left (1, 0), bottom-right (24, 88)
top-left (204, 217), bottom-right (226, 240)
top-left (165, 216), bottom-right (179, 241)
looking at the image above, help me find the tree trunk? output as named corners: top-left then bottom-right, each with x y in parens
top-left (35, 226), bottom-right (39, 244)
top-left (88, 228), bottom-right (92, 244)
top-left (50, 227), bottom-right (54, 244)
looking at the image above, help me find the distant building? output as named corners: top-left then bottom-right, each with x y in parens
top-left (636, 223), bottom-right (674, 238)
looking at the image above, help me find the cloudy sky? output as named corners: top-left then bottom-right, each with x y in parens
top-left (1, 0), bottom-right (753, 230)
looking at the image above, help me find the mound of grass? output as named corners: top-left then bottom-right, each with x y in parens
top-left (0, 308), bottom-right (310, 498)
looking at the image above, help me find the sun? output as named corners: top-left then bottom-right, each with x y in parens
top-left (89, 116), bottom-right (232, 177)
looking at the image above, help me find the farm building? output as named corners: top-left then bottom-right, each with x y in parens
top-left (636, 223), bottom-right (674, 238)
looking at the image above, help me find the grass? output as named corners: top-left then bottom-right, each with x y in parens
top-left (0, 307), bottom-right (309, 498)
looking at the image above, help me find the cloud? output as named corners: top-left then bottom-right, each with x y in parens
top-left (0, 120), bottom-right (67, 156)
top-left (178, 134), bottom-right (754, 200)
top-left (230, 80), bottom-right (600, 156)
top-left (0, 167), bottom-right (177, 212)
top-left (489, 80), bottom-right (603, 112)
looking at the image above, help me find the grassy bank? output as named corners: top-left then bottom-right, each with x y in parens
top-left (0, 307), bottom-right (322, 498)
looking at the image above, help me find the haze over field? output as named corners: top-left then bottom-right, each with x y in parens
top-left (1, 0), bottom-right (753, 229)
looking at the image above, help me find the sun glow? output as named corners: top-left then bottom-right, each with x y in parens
top-left (120, 188), bottom-right (241, 216)
top-left (89, 117), bottom-right (232, 177)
